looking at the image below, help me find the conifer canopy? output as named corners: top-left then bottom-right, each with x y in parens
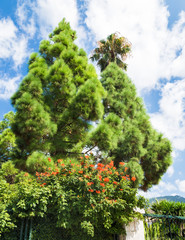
top-left (11, 19), bottom-right (105, 159)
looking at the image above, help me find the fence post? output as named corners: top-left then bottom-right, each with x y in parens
top-left (28, 218), bottom-right (33, 240)
top-left (20, 218), bottom-right (24, 240)
top-left (24, 218), bottom-right (28, 240)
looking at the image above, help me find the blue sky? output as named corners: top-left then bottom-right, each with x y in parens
top-left (1, 0), bottom-right (185, 199)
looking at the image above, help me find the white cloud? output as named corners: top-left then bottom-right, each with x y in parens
top-left (175, 179), bottom-right (185, 193)
top-left (150, 79), bottom-right (185, 150)
top-left (166, 166), bottom-right (174, 177)
top-left (35, 0), bottom-right (82, 38)
top-left (0, 18), bottom-right (28, 68)
top-left (138, 180), bottom-right (177, 199)
top-left (85, 0), bottom-right (185, 91)
top-left (0, 75), bottom-right (21, 100)
top-left (16, 0), bottom-right (36, 37)
top-left (16, 0), bottom-right (87, 49)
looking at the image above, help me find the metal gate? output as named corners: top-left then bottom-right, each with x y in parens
top-left (144, 213), bottom-right (185, 240)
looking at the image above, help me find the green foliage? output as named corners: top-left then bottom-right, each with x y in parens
top-left (0, 179), bottom-right (17, 236)
top-left (151, 200), bottom-right (185, 216)
top-left (90, 32), bottom-right (131, 71)
top-left (0, 156), bottom-right (145, 239)
top-left (0, 112), bottom-right (17, 164)
top-left (11, 19), bottom-right (105, 161)
top-left (26, 152), bottom-right (54, 173)
top-left (144, 200), bottom-right (185, 239)
top-left (0, 161), bottom-right (18, 184)
top-left (86, 63), bottom-right (172, 191)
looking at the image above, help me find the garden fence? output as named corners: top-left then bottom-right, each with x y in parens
top-left (144, 213), bottom-right (185, 240)
top-left (2, 215), bottom-right (120, 240)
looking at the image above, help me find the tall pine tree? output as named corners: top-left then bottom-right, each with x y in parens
top-left (11, 19), bottom-right (105, 160)
top-left (86, 63), bottom-right (172, 191)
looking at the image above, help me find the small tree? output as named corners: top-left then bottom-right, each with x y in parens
top-left (0, 112), bottom-right (17, 165)
top-left (90, 32), bottom-right (131, 71)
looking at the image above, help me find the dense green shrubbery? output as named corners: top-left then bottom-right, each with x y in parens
top-left (0, 156), bottom-right (146, 239)
top-left (151, 199), bottom-right (185, 216)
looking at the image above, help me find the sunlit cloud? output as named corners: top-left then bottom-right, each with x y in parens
top-left (150, 79), bottom-right (185, 151)
top-left (175, 179), bottom-right (185, 193)
top-left (0, 75), bottom-right (21, 100)
top-left (166, 166), bottom-right (174, 177)
top-left (138, 180), bottom-right (177, 199)
top-left (0, 18), bottom-right (28, 68)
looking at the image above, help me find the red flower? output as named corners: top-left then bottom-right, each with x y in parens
top-left (119, 162), bottom-right (125, 166)
top-left (131, 176), bottom-right (136, 182)
top-left (97, 163), bottom-right (104, 168)
top-left (43, 183), bottom-right (46, 185)
top-left (96, 190), bottom-right (101, 194)
top-left (102, 189), bottom-right (105, 192)
top-left (88, 189), bottom-right (94, 192)
top-left (61, 163), bottom-right (65, 167)
top-left (48, 157), bottom-right (51, 162)
top-left (103, 178), bottom-right (109, 182)
top-left (124, 167), bottom-right (128, 172)
top-left (100, 183), bottom-right (105, 187)
top-left (24, 172), bottom-right (29, 177)
top-left (78, 170), bottom-right (83, 174)
top-left (80, 156), bottom-right (83, 159)
top-left (90, 164), bottom-right (94, 168)
top-left (120, 189), bottom-right (123, 191)
top-left (57, 159), bottom-right (63, 163)
top-left (99, 175), bottom-right (102, 181)
top-left (122, 176), bottom-right (126, 180)
top-left (109, 160), bottom-right (114, 167)
top-left (113, 181), bottom-right (118, 185)
top-left (85, 155), bottom-right (89, 159)
top-left (87, 182), bottom-right (94, 186)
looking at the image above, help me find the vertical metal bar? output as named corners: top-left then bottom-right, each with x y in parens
top-left (24, 218), bottom-right (28, 240)
top-left (156, 218), bottom-right (161, 239)
top-left (168, 218), bottom-right (172, 240)
top-left (162, 217), bottom-right (166, 240)
top-left (148, 217), bottom-right (151, 240)
top-left (20, 218), bottom-right (24, 240)
top-left (28, 218), bottom-right (33, 240)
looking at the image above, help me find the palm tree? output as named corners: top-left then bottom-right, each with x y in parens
top-left (90, 32), bottom-right (131, 72)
